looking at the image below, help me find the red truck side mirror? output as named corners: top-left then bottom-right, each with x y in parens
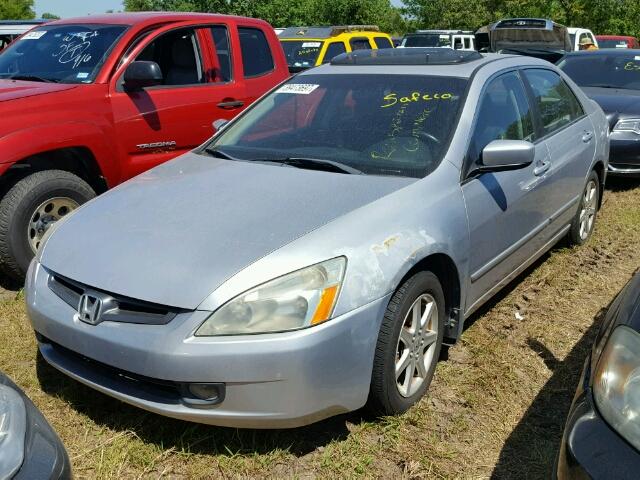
top-left (123, 61), bottom-right (163, 91)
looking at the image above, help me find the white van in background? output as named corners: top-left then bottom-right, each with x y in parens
top-left (400, 30), bottom-right (476, 50)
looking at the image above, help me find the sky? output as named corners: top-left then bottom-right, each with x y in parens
top-left (35, 0), bottom-right (403, 18)
top-left (35, 0), bottom-right (124, 18)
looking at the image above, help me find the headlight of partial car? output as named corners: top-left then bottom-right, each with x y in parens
top-left (613, 118), bottom-right (640, 134)
top-left (0, 384), bottom-right (27, 478)
top-left (195, 257), bottom-right (346, 336)
top-left (593, 325), bottom-right (640, 450)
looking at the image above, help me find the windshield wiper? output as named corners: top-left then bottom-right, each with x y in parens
top-left (583, 84), bottom-right (620, 89)
top-left (5, 74), bottom-right (58, 83)
top-left (203, 147), bottom-right (240, 161)
top-left (203, 148), bottom-right (362, 175)
top-left (256, 157), bottom-right (363, 175)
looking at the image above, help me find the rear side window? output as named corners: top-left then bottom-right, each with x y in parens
top-left (373, 37), bottom-right (393, 49)
top-left (523, 69), bottom-right (584, 136)
top-left (470, 71), bottom-right (536, 163)
top-left (350, 38), bottom-right (371, 50)
top-left (323, 41), bottom-right (346, 63)
top-left (239, 27), bottom-right (274, 77)
top-left (210, 26), bottom-right (232, 82)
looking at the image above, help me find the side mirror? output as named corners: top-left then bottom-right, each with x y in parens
top-left (212, 119), bottom-right (229, 132)
top-left (475, 139), bottom-right (535, 173)
top-left (124, 61), bottom-right (163, 91)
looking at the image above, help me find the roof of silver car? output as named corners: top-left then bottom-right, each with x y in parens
top-left (304, 48), bottom-right (527, 78)
top-left (331, 48), bottom-right (483, 66)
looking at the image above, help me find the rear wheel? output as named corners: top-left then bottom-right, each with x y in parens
top-left (567, 170), bottom-right (600, 246)
top-left (0, 170), bottom-right (95, 281)
top-left (367, 271), bottom-right (444, 415)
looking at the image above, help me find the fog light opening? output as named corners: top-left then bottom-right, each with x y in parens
top-left (180, 383), bottom-right (226, 408)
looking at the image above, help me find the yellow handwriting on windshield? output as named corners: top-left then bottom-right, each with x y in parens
top-left (381, 91), bottom-right (454, 108)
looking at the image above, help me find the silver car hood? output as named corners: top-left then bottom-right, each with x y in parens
top-left (40, 153), bottom-right (414, 309)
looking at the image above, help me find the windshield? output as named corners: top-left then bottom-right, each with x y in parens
top-left (402, 34), bottom-right (451, 48)
top-left (281, 40), bottom-right (323, 69)
top-left (0, 24), bottom-right (127, 83)
top-left (206, 74), bottom-right (468, 178)
top-left (598, 39), bottom-right (629, 49)
top-left (558, 55), bottom-right (640, 90)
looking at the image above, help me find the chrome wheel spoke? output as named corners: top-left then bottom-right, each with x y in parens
top-left (396, 350), bottom-right (411, 378)
top-left (399, 328), bottom-right (413, 348)
top-left (423, 331), bottom-right (437, 347)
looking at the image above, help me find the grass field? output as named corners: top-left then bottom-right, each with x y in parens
top-left (1, 179), bottom-right (639, 479)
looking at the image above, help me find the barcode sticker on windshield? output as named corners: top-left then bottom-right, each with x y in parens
top-left (21, 31), bottom-right (46, 40)
top-left (302, 42), bottom-right (321, 47)
top-left (276, 84), bottom-right (320, 95)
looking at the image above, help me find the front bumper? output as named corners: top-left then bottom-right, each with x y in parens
top-left (608, 132), bottom-right (640, 175)
top-left (26, 262), bottom-right (390, 428)
top-left (556, 356), bottom-right (640, 479)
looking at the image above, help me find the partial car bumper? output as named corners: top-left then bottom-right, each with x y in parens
top-left (608, 133), bottom-right (640, 175)
top-left (0, 372), bottom-right (71, 480)
top-left (556, 356), bottom-right (640, 479)
top-left (26, 261), bottom-right (390, 428)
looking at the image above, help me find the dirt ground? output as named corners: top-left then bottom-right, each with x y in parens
top-left (0, 178), bottom-right (639, 479)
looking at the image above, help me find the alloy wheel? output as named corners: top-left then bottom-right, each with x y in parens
top-left (579, 180), bottom-right (597, 240)
top-left (395, 293), bottom-right (439, 398)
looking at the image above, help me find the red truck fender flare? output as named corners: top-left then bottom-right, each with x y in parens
top-left (0, 122), bottom-right (120, 186)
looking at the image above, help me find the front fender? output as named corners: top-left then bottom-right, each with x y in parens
top-left (0, 122), bottom-right (119, 185)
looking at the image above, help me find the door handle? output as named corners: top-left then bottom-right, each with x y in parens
top-left (582, 131), bottom-right (593, 143)
top-left (217, 100), bottom-right (244, 110)
top-left (533, 160), bottom-right (551, 176)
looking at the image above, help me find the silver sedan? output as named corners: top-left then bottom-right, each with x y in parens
top-left (26, 48), bottom-right (609, 428)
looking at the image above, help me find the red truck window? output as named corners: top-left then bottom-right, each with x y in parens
top-left (136, 28), bottom-right (204, 86)
top-left (239, 27), bottom-right (274, 77)
top-left (210, 26), bottom-right (232, 82)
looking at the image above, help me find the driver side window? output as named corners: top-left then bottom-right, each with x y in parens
top-left (469, 71), bottom-right (536, 165)
top-left (136, 28), bottom-right (204, 86)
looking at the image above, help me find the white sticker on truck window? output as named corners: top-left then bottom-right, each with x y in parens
top-left (302, 42), bottom-right (321, 47)
top-left (276, 84), bottom-right (320, 95)
top-left (21, 31), bottom-right (46, 40)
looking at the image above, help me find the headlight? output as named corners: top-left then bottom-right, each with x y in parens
top-left (593, 326), bottom-right (640, 450)
top-left (0, 384), bottom-right (27, 478)
top-left (196, 257), bottom-right (346, 336)
top-left (613, 118), bottom-right (640, 134)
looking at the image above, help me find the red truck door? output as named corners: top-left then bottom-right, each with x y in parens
top-left (109, 21), bottom-right (249, 182)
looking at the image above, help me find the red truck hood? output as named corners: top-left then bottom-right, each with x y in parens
top-left (0, 80), bottom-right (77, 102)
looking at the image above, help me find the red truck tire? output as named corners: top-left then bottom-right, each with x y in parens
top-left (0, 170), bottom-right (95, 281)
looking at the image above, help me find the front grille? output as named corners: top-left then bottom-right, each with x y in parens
top-left (46, 268), bottom-right (183, 325)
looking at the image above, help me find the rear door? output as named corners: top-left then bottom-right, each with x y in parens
top-left (110, 21), bottom-right (248, 182)
top-left (462, 71), bottom-right (551, 311)
top-left (521, 68), bottom-right (595, 235)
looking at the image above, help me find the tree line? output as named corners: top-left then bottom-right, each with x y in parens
top-left (2, 0), bottom-right (639, 38)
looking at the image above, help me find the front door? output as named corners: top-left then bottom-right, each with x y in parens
top-left (462, 71), bottom-right (551, 312)
top-left (110, 23), bottom-right (247, 182)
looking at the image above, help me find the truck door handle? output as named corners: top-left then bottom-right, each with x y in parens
top-left (217, 100), bottom-right (244, 110)
top-left (582, 131), bottom-right (593, 143)
top-left (533, 160), bottom-right (551, 176)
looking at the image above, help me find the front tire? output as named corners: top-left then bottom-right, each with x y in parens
top-left (0, 170), bottom-right (95, 281)
top-left (367, 271), bottom-right (445, 415)
top-left (567, 170), bottom-right (600, 246)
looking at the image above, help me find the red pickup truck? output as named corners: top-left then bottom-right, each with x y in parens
top-left (0, 13), bottom-right (288, 281)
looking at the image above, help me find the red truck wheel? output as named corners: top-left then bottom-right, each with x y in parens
top-left (0, 170), bottom-right (95, 282)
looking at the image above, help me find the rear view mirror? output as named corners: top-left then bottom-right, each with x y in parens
top-left (479, 140), bottom-right (535, 171)
top-left (124, 61), bottom-right (163, 91)
top-left (212, 119), bottom-right (229, 132)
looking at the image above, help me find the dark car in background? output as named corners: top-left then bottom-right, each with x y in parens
top-left (475, 18), bottom-right (571, 62)
top-left (558, 50), bottom-right (640, 176)
top-left (596, 35), bottom-right (640, 49)
top-left (0, 371), bottom-right (70, 479)
top-left (557, 272), bottom-right (640, 479)
top-left (0, 20), bottom-right (47, 51)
